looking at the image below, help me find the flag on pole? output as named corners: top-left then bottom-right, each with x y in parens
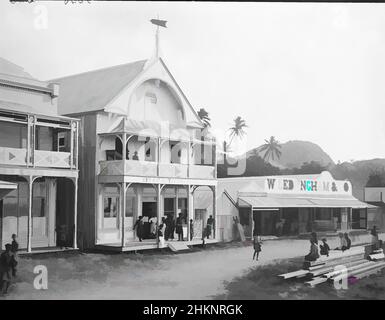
top-left (150, 19), bottom-right (167, 28)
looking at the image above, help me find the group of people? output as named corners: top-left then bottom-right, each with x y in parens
top-left (134, 213), bottom-right (215, 246)
top-left (126, 150), bottom-right (139, 161)
top-left (0, 234), bottom-right (18, 294)
top-left (304, 231), bottom-right (352, 262)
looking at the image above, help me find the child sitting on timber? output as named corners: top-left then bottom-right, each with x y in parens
top-left (305, 239), bottom-right (319, 262)
top-left (319, 238), bottom-right (330, 257)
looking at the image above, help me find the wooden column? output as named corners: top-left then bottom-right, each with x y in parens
top-left (187, 185), bottom-right (194, 241)
top-left (73, 177), bottom-right (78, 249)
top-left (32, 116), bottom-right (36, 167)
top-left (27, 116), bottom-right (32, 167)
top-left (75, 121), bottom-right (79, 169)
top-left (187, 142), bottom-right (191, 178)
top-left (157, 138), bottom-right (161, 176)
top-left (212, 185), bottom-right (217, 240)
top-left (157, 184), bottom-right (162, 247)
top-left (70, 121), bottom-right (74, 168)
top-left (27, 176), bottom-right (33, 253)
top-left (121, 182), bottom-right (127, 247)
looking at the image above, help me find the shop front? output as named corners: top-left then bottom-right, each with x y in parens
top-left (218, 171), bottom-right (375, 240)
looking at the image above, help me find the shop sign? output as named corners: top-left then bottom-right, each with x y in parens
top-left (265, 177), bottom-right (351, 195)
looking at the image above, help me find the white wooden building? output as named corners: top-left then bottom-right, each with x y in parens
top-left (51, 57), bottom-right (217, 251)
top-left (0, 58), bottom-right (79, 252)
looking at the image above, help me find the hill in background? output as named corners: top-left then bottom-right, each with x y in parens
top-left (219, 140), bottom-right (385, 200)
top-left (248, 140), bottom-right (335, 169)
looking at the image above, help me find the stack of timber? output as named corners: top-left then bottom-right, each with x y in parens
top-left (278, 245), bottom-right (385, 288)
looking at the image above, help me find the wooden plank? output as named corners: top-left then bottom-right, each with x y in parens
top-left (305, 277), bottom-right (328, 287)
top-left (325, 261), bottom-right (374, 279)
top-left (168, 242), bottom-right (191, 252)
top-left (311, 259), bottom-right (368, 277)
top-left (352, 264), bottom-right (385, 279)
top-left (368, 253), bottom-right (385, 261)
top-left (332, 262), bottom-right (384, 282)
top-left (278, 269), bottom-right (309, 279)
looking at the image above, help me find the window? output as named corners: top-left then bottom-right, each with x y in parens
top-left (145, 92), bottom-right (157, 104)
top-left (32, 181), bottom-right (46, 217)
top-left (125, 197), bottom-right (135, 218)
top-left (178, 198), bottom-right (188, 224)
top-left (35, 126), bottom-right (54, 151)
top-left (0, 121), bottom-right (27, 149)
top-left (352, 209), bottom-right (367, 229)
top-left (104, 197), bottom-right (118, 218)
top-left (164, 198), bottom-right (175, 217)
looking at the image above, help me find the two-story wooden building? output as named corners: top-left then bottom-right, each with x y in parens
top-left (51, 57), bottom-right (217, 251)
top-left (0, 58), bottom-right (79, 252)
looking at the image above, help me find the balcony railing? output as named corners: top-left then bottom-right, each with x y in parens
top-left (99, 159), bottom-right (215, 180)
top-left (0, 146), bottom-right (73, 169)
top-left (0, 147), bottom-right (28, 166)
top-left (34, 150), bottom-right (71, 168)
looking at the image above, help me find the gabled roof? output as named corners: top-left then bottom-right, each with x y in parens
top-left (0, 57), bottom-right (34, 79)
top-left (50, 60), bottom-right (147, 116)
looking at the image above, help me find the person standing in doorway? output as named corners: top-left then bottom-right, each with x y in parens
top-left (164, 215), bottom-right (171, 241)
top-left (206, 215), bottom-right (214, 239)
top-left (149, 217), bottom-right (157, 239)
top-left (190, 219), bottom-right (194, 241)
top-left (169, 215), bottom-right (175, 240)
top-left (134, 216), bottom-right (144, 242)
top-left (176, 213), bottom-right (184, 241)
top-left (158, 219), bottom-right (166, 248)
top-left (132, 151), bottom-right (139, 160)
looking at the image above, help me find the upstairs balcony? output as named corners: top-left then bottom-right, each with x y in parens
top-left (98, 131), bottom-right (216, 181)
top-left (0, 111), bottom-right (79, 170)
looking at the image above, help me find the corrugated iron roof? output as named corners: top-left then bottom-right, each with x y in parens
top-left (50, 60), bottom-right (147, 116)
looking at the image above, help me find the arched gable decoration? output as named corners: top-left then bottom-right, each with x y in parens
top-left (127, 78), bottom-right (186, 124)
top-left (104, 58), bottom-right (203, 129)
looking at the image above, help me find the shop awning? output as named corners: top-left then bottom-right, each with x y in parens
top-left (307, 198), bottom-right (370, 209)
top-left (238, 195), bottom-right (373, 210)
top-left (0, 180), bottom-right (17, 199)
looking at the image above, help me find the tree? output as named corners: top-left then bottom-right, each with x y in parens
top-left (197, 108), bottom-right (211, 165)
top-left (224, 116), bottom-right (247, 175)
top-left (366, 169), bottom-right (385, 187)
top-left (259, 136), bottom-right (282, 161)
top-left (228, 116), bottom-right (247, 146)
top-left (292, 161), bottom-right (327, 175)
top-left (197, 108), bottom-right (211, 129)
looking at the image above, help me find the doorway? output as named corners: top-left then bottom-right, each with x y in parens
top-left (142, 201), bottom-right (157, 239)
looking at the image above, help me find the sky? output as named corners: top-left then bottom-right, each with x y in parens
top-left (1, 1), bottom-right (385, 163)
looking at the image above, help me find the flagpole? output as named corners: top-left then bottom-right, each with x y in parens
top-left (156, 24), bottom-right (159, 58)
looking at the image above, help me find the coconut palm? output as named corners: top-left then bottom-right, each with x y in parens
top-left (260, 136), bottom-right (282, 161)
top-left (228, 116), bottom-right (247, 147)
top-left (223, 116), bottom-right (248, 174)
top-left (197, 108), bottom-right (211, 129)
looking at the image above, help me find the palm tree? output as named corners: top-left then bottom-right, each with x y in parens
top-left (228, 116), bottom-right (247, 147)
top-left (197, 108), bottom-right (211, 129)
top-left (197, 108), bottom-right (211, 165)
top-left (260, 136), bottom-right (282, 161)
top-left (223, 116), bottom-right (248, 174)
